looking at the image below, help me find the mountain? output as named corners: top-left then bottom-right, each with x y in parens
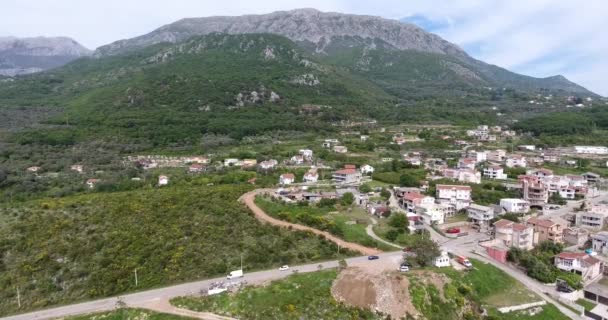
top-left (0, 36), bottom-right (91, 76)
top-left (94, 9), bottom-right (595, 96)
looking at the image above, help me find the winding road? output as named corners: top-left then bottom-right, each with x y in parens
top-left (239, 189), bottom-right (381, 255)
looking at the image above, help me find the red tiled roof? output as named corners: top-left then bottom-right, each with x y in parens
top-left (344, 164), bottom-right (356, 169)
top-left (527, 217), bottom-right (557, 228)
top-left (557, 252), bottom-right (587, 259)
top-left (404, 192), bottom-right (426, 201)
top-left (335, 168), bottom-right (357, 175)
top-left (281, 173), bottom-right (295, 179)
top-left (493, 219), bottom-right (514, 228)
top-left (512, 223), bottom-right (529, 232)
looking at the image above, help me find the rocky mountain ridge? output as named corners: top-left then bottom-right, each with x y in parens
top-left (0, 36), bottom-right (91, 76)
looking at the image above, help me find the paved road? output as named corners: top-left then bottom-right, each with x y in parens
top-left (240, 189), bottom-right (381, 255)
top-left (0, 252), bottom-right (402, 320)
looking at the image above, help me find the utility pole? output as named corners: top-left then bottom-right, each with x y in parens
top-left (16, 287), bottom-right (21, 309)
top-left (134, 269), bottom-right (138, 287)
top-left (240, 254), bottom-right (243, 271)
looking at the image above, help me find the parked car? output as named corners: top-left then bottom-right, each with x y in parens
top-left (368, 255), bottom-right (380, 260)
top-left (279, 265), bottom-right (289, 271)
top-left (400, 265), bottom-right (410, 272)
top-left (446, 227), bottom-right (460, 234)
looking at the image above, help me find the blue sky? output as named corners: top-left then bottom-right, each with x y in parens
top-left (1, 0), bottom-right (606, 95)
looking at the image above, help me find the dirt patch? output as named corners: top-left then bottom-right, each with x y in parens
top-left (331, 267), bottom-right (420, 319)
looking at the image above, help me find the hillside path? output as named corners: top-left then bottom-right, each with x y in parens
top-left (240, 189), bottom-right (381, 256)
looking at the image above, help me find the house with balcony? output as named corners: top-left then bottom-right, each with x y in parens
top-left (506, 155), bottom-right (527, 168)
top-left (467, 204), bottom-right (499, 229)
top-left (487, 149), bottom-right (507, 162)
top-left (332, 168), bottom-right (362, 185)
top-left (554, 252), bottom-right (602, 284)
top-left (436, 184), bottom-right (472, 210)
top-left (441, 168), bottom-right (481, 184)
top-left (458, 158), bottom-right (477, 170)
top-left (483, 165), bottom-right (508, 180)
top-left (279, 173), bottom-right (295, 185)
top-left (576, 205), bottom-right (608, 230)
top-left (591, 231), bottom-right (608, 255)
top-left (402, 192), bottom-right (436, 214)
top-left (526, 216), bottom-right (567, 245)
top-left (493, 219), bottom-right (534, 250)
top-left (519, 175), bottom-right (549, 207)
top-left (499, 198), bottom-right (530, 213)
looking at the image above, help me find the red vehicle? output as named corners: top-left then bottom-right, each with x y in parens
top-left (446, 227), bottom-right (460, 234)
top-left (456, 255), bottom-right (473, 269)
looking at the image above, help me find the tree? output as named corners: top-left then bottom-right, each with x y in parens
top-left (379, 188), bottom-right (391, 200)
top-left (549, 193), bottom-right (567, 205)
top-left (388, 214), bottom-right (409, 229)
top-left (410, 235), bottom-right (441, 267)
top-left (386, 229), bottom-right (400, 242)
top-left (0, 168), bottom-right (6, 184)
top-left (399, 174), bottom-right (418, 187)
top-left (359, 183), bottom-right (372, 193)
top-left (341, 192), bottom-right (354, 206)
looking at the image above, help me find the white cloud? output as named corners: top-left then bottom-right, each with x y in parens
top-left (1, 0), bottom-right (605, 95)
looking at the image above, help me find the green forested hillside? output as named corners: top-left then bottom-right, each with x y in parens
top-left (0, 183), bottom-right (352, 315)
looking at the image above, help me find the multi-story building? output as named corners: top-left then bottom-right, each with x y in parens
top-left (466, 150), bottom-right (487, 163)
top-left (576, 205), bottom-right (608, 230)
top-left (499, 198), bottom-right (530, 213)
top-left (441, 168), bottom-right (481, 184)
top-left (574, 146), bottom-right (608, 155)
top-left (591, 231), bottom-right (608, 255)
top-left (526, 217), bottom-right (567, 245)
top-left (467, 204), bottom-right (499, 229)
top-left (483, 165), bottom-right (508, 180)
top-left (563, 227), bottom-right (589, 247)
top-left (332, 168), bottom-right (362, 185)
top-left (458, 158), bottom-right (477, 170)
top-left (402, 192), bottom-right (435, 214)
top-left (493, 219), bottom-right (534, 250)
top-left (436, 185), bottom-right (472, 210)
top-left (519, 175), bottom-right (549, 207)
top-left (506, 155), bottom-right (527, 168)
top-left (487, 149), bottom-right (507, 162)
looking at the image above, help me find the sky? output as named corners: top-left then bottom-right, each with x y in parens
top-left (2, 0), bottom-right (606, 95)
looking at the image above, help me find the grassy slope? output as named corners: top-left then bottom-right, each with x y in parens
top-left (0, 184), bottom-right (353, 316)
top-left (171, 270), bottom-right (379, 320)
top-left (254, 196), bottom-right (395, 251)
top-left (68, 309), bottom-right (194, 320)
top-left (173, 259), bottom-right (568, 320)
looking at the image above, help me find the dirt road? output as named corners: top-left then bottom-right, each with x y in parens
top-left (240, 190), bottom-right (381, 256)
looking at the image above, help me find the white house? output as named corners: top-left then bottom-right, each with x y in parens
top-left (417, 203), bottom-right (446, 225)
top-left (436, 185), bottom-right (472, 210)
top-left (458, 158), bottom-right (477, 170)
top-left (467, 150), bottom-right (487, 163)
top-left (158, 175), bottom-right (169, 186)
top-left (487, 149), bottom-right (507, 162)
top-left (26, 166), bottom-right (42, 173)
top-left (298, 149), bottom-right (314, 160)
top-left (224, 158), bottom-right (240, 166)
top-left (332, 168), bottom-right (361, 185)
top-left (70, 165), bottom-right (84, 173)
top-left (574, 146), bottom-right (608, 155)
top-left (259, 159), bottom-right (278, 170)
top-left (467, 204), bottom-right (498, 229)
top-left (434, 252), bottom-right (451, 268)
top-left (554, 252), bottom-right (602, 284)
top-left (333, 145), bottom-right (348, 153)
top-left (505, 155), bottom-right (527, 168)
top-left (360, 135), bottom-right (369, 141)
top-left (442, 168), bottom-right (481, 184)
top-left (86, 178), bottom-right (100, 189)
top-left (360, 164), bottom-right (375, 175)
top-left (499, 199), bottom-right (530, 213)
top-left (483, 165), bottom-right (508, 180)
top-left (279, 173), bottom-right (295, 185)
top-left (303, 168), bottom-right (319, 183)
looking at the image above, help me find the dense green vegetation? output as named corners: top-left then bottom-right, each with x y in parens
top-left (172, 270), bottom-right (379, 320)
top-left (508, 242), bottom-right (582, 289)
top-left (0, 184), bottom-right (353, 316)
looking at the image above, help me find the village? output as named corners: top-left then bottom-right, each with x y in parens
top-left (17, 122), bottom-right (608, 319)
